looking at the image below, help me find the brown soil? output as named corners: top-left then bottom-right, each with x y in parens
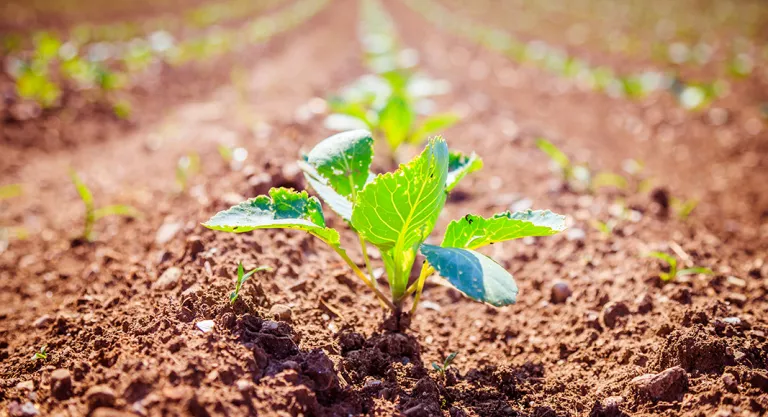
top-left (2, 1), bottom-right (767, 417)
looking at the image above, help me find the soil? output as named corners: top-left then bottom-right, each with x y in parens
top-left (1, 1), bottom-right (768, 416)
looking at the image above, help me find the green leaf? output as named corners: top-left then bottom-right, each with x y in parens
top-left (644, 251), bottom-right (677, 269)
top-left (442, 209), bottom-right (566, 249)
top-left (299, 162), bottom-right (354, 221)
top-left (203, 188), bottom-right (340, 245)
top-left (351, 137), bottom-right (449, 252)
top-left (409, 113), bottom-right (460, 145)
top-left (327, 98), bottom-right (373, 129)
top-left (592, 172), bottom-right (628, 190)
top-left (304, 130), bottom-right (374, 198)
top-left (420, 244), bottom-right (518, 307)
top-left (446, 151), bottom-right (483, 192)
top-left (535, 138), bottom-right (570, 172)
top-left (677, 267), bottom-right (713, 276)
top-left (378, 94), bottom-right (414, 151)
top-left (69, 170), bottom-right (93, 209)
top-left (93, 204), bottom-right (141, 220)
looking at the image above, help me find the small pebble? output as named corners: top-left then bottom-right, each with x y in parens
top-left (196, 320), bottom-right (215, 333)
top-left (15, 380), bottom-right (34, 391)
top-left (153, 267), bottom-right (182, 290)
top-left (85, 385), bottom-right (116, 410)
top-left (629, 366), bottom-right (688, 402)
top-left (600, 301), bottom-right (631, 329)
top-left (154, 222), bottom-right (182, 245)
top-left (32, 315), bottom-right (53, 328)
top-left (722, 372), bottom-right (738, 392)
top-left (550, 281), bottom-right (572, 304)
top-left (270, 304), bottom-right (293, 323)
top-left (50, 368), bottom-right (72, 400)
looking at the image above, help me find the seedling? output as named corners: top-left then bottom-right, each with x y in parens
top-left (31, 345), bottom-right (48, 361)
top-left (0, 184), bottom-right (22, 201)
top-left (70, 170), bottom-right (140, 241)
top-left (670, 197), bottom-right (698, 220)
top-left (432, 352), bottom-right (458, 377)
top-left (230, 262), bottom-right (272, 304)
top-left (535, 138), bottom-right (626, 193)
top-left (175, 153), bottom-right (201, 192)
top-left (590, 219), bottom-right (615, 237)
top-left (204, 130), bottom-right (565, 315)
top-left (645, 251), bottom-right (713, 281)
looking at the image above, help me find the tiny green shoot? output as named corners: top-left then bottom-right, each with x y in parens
top-left (535, 138), bottom-right (626, 193)
top-left (204, 130), bottom-right (565, 315)
top-left (230, 262), bottom-right (272, 304)
top-left (644, 251), bottom-right (713, 281)
top-left (671, 197), bottom-right (698, 220)
top-left (176, 153), bottom-right (201, 192)
top-left (31, 345), bottom-right (48, 361)
top-left (432, 352), bottom-right (458, 376)
top-left (70, 170), bottom-right (140, 241)
top-left (0, 184), bottom-right (22, 200)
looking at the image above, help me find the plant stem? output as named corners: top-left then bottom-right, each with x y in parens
top-left (409, 262), bottom-right (434, 314)
top-left (331, 244), bottom-right (396, 311)
top-left (357, 235), bottom-right (389, 310)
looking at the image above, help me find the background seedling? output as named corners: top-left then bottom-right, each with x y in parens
top-left (31, 345), bottom-right (48, 361)
top-left (535, 138), bottom-right (626, 193)
top-left (175, 153), bottom-right (201, 192)
top-left (230, 262), bottom-right (272, 304)
top-left (205, 130), bottom-right (565, 316)
top-left (432, 352), bottom-right (458, 377)
top-left (71, 170), bottom-right (140, 241)
top-left (0, 184), bottom-right (23, 201)
top-left (645, 251), bottom-right (713, 281)
top-left (671, 197), bottom-right (698, 220)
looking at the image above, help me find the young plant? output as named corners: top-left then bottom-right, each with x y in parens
top-left (31, 345), bottom-right (48, 361)
top-left (644, 251), bottom-right (713, 281)
top-left (71, 170), bottom-right (140, 241)
top-left (535, 138), bottom-right (626, 193)
top-left (670, 197), bottom-right (698, 220)
top-left (230, 262), bottom-right (272, 304)
top-left (176, 153), bottom-right (201, 192)
top-left (0, 184), bottom-right (22, 201)
top-left (204, 130), bottom-right (565, 315)
top-left (432, 352), bottom-right (458, 377)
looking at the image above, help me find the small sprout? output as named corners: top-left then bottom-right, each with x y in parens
top-left (204, 130), bottom-right (565, 315)
top-left (0, 184), bottom-right (22, 200)
top-left (590, 219), bottom-right (614, 237)
top-left (535, 138), bottom-right (625, 193)
top-left (644, 251), bottom-right (713, 281)
top-left (432, 352), bottom-right (458, 377)
top-left (671, 197), bottom-right (698, 220)
top-left (176, 153), bottom-right (201, 192)
top-left (31, 345), bottom-right (48, 361)
top-left (112, 99), bottom-right (132, 120)
top-left (230, 262), bottom-right (272, 304)
top-left (70, 170), bottom-right (140, 241)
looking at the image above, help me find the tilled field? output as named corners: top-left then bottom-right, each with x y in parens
top-left (1, 1), bottom-right (767, 416)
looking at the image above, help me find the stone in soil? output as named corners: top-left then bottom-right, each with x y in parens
top-left (600, 301), bottom-right (631, 329)
top-left (270, 304), bottom-right (293, 323)
top-left (85, 385), bottom-right (117, 410)
top-left (550, 280), bottom-right (572, 304)
top-left (50, 368), bottom-right (72, 400)
top-left (628, 366), bottom-right (688, 402)
top-left (152, 267), bottom-right (182, 290)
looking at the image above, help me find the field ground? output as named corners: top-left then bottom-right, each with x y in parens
top-left (1, 1), bottom-right (767, 416)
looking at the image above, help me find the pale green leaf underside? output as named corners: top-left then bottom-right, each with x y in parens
top-left (203, 188), bottom-right (339, 245)
top-left (409, 113), bottom-right (460, 145)
top-left (352, 137), bottom-right (449, 252)
top-left (299, 161), bottom-right (353, 221)
top-left (304, 129), bottom-right (374, 198)
top-left (446, 151), bottom-right (483, 192)
top-left (421, 244), bottom-right (518, 307)
top-left (442, 209), bottom-right (566, 249)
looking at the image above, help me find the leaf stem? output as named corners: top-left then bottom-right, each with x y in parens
top-left (409, 262), bottom-right (434, 314)
top-left (357, 234), bottom-right (389, 309)
top-left (329, 242), bottom-right (396, 311)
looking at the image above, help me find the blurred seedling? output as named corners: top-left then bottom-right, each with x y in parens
top-left (217, 145), bottom-right (249, 171)
top-left (31, 345), bottom-right (48, 361)
top-left (176, 153), bottom-right (201, 192)
top-left (644, 251), bottom-right (713, 281)
top-left (590, 219), bottom-right (615, 237)
top-left (535, 138), bottom-right (626, 193)
top-left (432, 352), bottom-right (458, 377)
top-left (0, 184), bottom-right (22, 201)
top-left (230, 262), bottom-right (272, 304)
top-left (671, 197), bottom-right (698, 220)
top-left (71, 170), bottom-right (140, 241)
top-left (205, 130), bottom-right (565, 316)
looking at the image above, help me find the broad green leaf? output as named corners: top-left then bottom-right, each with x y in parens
top-left (409, 113), bottom-right (460, 145)
top-left (442, 209), bottom-right (566, 249)
top-left (298, 161), bottom-right (353, 221)
top-left (304, 130), bottom-right (374, 198)
top-left (203, 188), bottom-right (340, 245)
top-left (446, 151), bottom-right (483, 192)
top-left (351, 137), bottom-right (449, 252)
top-left (535, 138), bottom-right (570, 172)
top-left (378, 94), bottom-right (414, 150)
top-left (420, 244), bottom-right (518, 307)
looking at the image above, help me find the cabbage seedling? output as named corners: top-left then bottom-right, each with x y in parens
top-left (204, 130), bottom-right (565, 315)
top-left (70, 170), bottom-right (140, 241)
top-left (230, 262), bottom-right (272, 304)
top-left (535, 138), bottom-right (626, 193)
top-left (31, 345), bottom-right (48, 361)
top-left (432, 352), bottom-right (458, 377)
top-left (176, 153), bottom-right (200, 192)
top-left (645, 251), bottom-right (713, 281)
